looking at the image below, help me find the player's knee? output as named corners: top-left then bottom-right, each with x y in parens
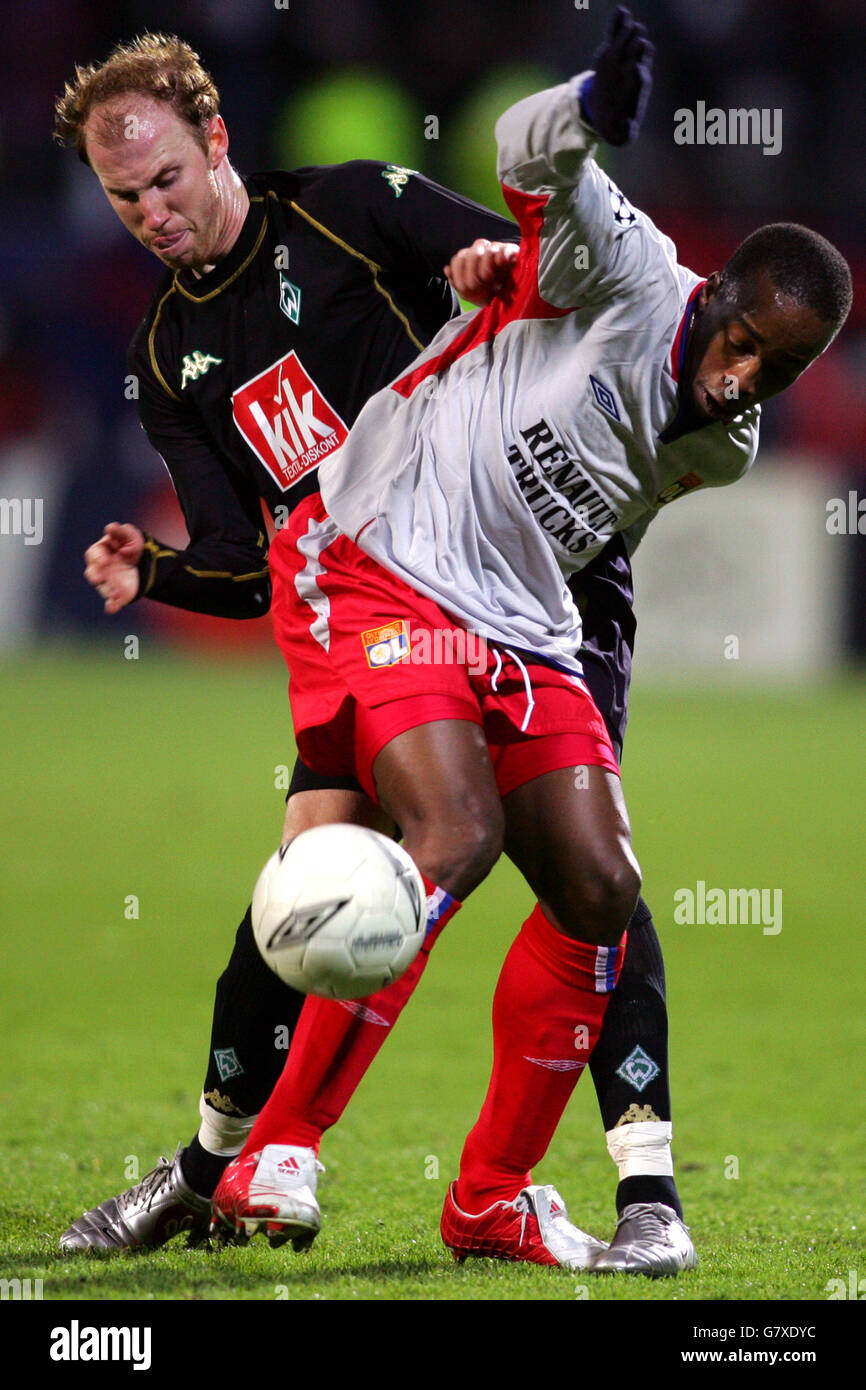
top-left (408, 803), bottom-right (504, 900)
top-left (555, 851), bottom-right (642, 946)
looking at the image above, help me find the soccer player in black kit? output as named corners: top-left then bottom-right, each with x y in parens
top-left (57, 27), bottom-right (689, 1273)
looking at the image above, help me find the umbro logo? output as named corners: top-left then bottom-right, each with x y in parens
top-left (266, 899), bottom-right (350, 951)
top-left (590, 374), bottom-right (621, 421)
top-left (336, 1000), bottom-right (391, 1026)
top-left (524, 1055), bottom-right (586, 1072)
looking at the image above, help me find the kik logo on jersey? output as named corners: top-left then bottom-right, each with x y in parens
top-left (232, 351), bottom-right (348, 491)
top-left (361, 620), bottom-right (410, 668)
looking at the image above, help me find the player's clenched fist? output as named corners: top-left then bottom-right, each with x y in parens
top-left (444, 239), bottom-right (520, 306)
top-left (84, 521), bottom-right (145, 614)
top-left (580, 5), bottom-right (654, 147)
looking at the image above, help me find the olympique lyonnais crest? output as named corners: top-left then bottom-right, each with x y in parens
top-left (655, 471), bottom-right (704, 506)
top-left (361, 620), bottom-right (410, 668)
top-left (232, 351), bottom-right (348, 491)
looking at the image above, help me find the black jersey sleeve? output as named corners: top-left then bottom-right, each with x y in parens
top-left (311, 160), bottom-right (519, 281)
top-left (131, 347), bottom-right (270, 620)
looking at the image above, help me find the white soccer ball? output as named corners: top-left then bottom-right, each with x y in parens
top-left (251, 824), bottom-right (427, 1000)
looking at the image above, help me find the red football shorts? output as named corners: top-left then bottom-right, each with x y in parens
top-left (270, 493), bottom-right (619, 803)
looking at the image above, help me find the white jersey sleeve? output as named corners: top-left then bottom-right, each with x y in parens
top-left (319, 80), bottom-right (760, 674)
top-left (496, 77), bottom-right (681, 315)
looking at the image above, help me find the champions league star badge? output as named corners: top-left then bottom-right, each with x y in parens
top-left (607, 179), bottom-right (638, 226)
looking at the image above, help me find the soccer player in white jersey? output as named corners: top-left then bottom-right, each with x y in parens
top-left (211, 8), bottom-right (850, 1269)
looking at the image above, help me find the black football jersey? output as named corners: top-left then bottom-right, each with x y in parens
top-left (128, 158), bottom-right (635, 752)
top-left (129, 160), bottom-right (516, 617)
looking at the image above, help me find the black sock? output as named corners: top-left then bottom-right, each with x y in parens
top-left (200, 904), bottom-right (306, 1115)
top-left (617, 1173), bottom-right (683, 1219)
top-left (180, 1135), bottom-right (233, 1199)
top-left (590, 898), bottom-right (683, 1216)
top-left (179, 905), bottom-right (309, 1198)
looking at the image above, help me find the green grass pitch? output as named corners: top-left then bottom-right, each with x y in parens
top-left (1, 648), bottom-right (864, 1302)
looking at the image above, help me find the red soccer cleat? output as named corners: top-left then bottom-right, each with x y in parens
top-left (441, 1181), bottom-right (608, 1270)
top-left (210, 1144), bottom-right (323, 1250)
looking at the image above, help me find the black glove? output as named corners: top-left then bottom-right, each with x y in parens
top-left (580, 6), bottom-right (654, 147)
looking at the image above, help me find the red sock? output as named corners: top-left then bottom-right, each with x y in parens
top-left (455, 903), bottom-right (626, 1212)
top-left (239, 876), bottom-right (460, 1157)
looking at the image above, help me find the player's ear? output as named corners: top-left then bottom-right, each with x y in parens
top-left (699, 271), bottom-right (723, 309)
top-left (206, 115), bottom-right (229, 168)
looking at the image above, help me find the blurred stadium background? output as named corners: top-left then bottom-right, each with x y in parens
top-left (1, 0), bottom-right (865, 1301)
top-left (1, 0), bottom-right (864, 663)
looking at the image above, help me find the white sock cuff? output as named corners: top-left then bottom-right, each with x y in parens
top-left (197, 1093), bottom-right (258, 1156)
top-left (605, 1120), bottom-right (674, 1178)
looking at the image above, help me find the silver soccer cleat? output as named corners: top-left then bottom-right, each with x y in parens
top-left (60, 1145), bottom-right (211, 1252)
top-left (591, 1201), bottom-right (698, 1277)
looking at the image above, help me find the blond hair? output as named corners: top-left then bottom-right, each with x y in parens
top-left (54, 33), bottom-right (220, 165)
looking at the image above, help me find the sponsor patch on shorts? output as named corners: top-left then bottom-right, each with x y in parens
top-left (362, 620), bottom-right (410, 668)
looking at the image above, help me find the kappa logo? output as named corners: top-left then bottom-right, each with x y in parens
top-left (181, 350), bottom-right (223, 389)
top-left (616, 1045), bottom-right (660, 1093)
top-left (232, 351), bottom-right (348, 491)
top-left (656, 471), bottom-right (704, 506)
top-left (278, 273), bottom-right (302, 325)
top-left (381, 164), bottom-right (415, 198)
top-left (361, 619), bottom-right (410, 668)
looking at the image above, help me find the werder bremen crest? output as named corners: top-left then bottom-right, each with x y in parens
top-left (615, 1045), bottom-right (661, 1093)
top-left (279, 273), bottom-right (302, 325)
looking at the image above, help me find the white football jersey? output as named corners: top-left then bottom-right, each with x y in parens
top-left (319, 76), bottom-right (760, 671)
